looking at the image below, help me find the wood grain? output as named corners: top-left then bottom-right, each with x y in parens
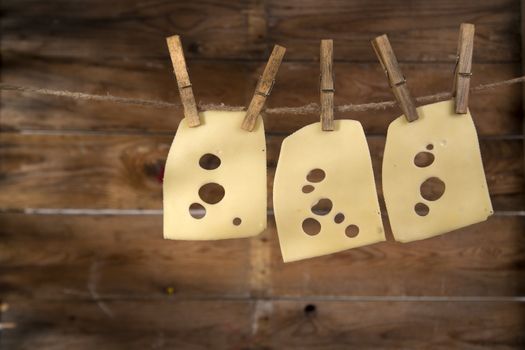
top-left (267, 0), bottom-right (520, 62)
top-left (320, 39), bottom-right (335, 131)
top-left (1, 214), bottom-right (524, 299)
top-left (271, 216), bottom-right (525, 297)
top-left (453, 23), bottom-right (475, 114)
top-left (1, 0), bottom-right (519, 62)
top-left (1, 299), bottom-right (524, 349)
top-left (0, 0), bottom-right (269, 62)
top-left (266, 300), bottom-right (525, 349)
top-left (0, 214), bottom-right (251, 300)
top-left (372, 34), bottom-right (419, 122)
top-left (0, 299), bottom-right (255, 349)
top-left (1, 57), bottom-right (522, 135)
top-left (0, 133), bottom-right (522, 211)
top-left (166, 35), bottom-right (200, 127)
top-left (242, 45), bottom-right (286, 131)
top-left (1, 1), bottom-right (524, 347)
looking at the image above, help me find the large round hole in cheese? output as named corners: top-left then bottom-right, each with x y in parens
top-left (382, 100), bottom-right (493, 243)
top-left (273, 120), bottom-right (385, 263)
top-left (198, 182), bottom-right (225, 204)
top-left (199, 153), bottom-right (221, 170)
top-left (414, 151), bottom-right (434, 167)
top-left (163, 111), bottom-right (267, 240)
top-left (420, 177), bottom-right (445, 201)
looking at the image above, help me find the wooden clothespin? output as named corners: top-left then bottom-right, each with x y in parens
top-left (371, 34), bottom-right (419, 122)
top-left (452, 23), bottom-right (475, 114)
top-left (166, 35), bottom-right (200, 127)
top-left (320, 39), bottom-right (334, 131)
top-left (241, 45), bottom-right (286, 131)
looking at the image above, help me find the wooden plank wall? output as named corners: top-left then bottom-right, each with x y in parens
top-left (1, 0), bottom-right (524, 348)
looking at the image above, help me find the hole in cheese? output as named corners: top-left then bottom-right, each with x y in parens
top-left (233, 217), bottom-right (242, 226)
top-left (198, 183), bottom-right (225, 204)
top-left (311, 198), bottom-right (333, 216)
top-left (302, 185), bottom-right (315, 193)
top-left (426, 143), bottom-right (434, 150)
top-left (306, 168), bottom-right (325, 183)
top-left (199, 153), bottom-right (221, 170)
top-left (420, 177), bottom-right (446, 201)
top-left (302, 218), bottom-right (321, 236)
top-left (345, 224), bottom-right (359, 238)
top-left (334, 213), bottom-right (345, 224)
top-left (414, 151), bottom-right (434, 168)
top-left (189, 203), bottom-right (206, 219)
top-left (415, 202), bottom-right (430, 216)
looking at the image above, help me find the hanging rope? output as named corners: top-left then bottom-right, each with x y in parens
top-left (1, 76), bottom-right (524, 115)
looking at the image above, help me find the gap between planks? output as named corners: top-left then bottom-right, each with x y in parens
top-left (4, 294), bottom-right (525, 303)
top-left (5, 208), bottom-right (524, 217)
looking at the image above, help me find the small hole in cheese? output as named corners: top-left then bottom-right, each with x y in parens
top-left (302, 218), bottom-right (321, 236)
top-left (311, 198), bottom-right (333, 216)
top-left (334, 213), bottom-right (345, 224)
top-left (198, 183), bottom-right (225, 204)
top-left (415, 202), bottom-right (430, 216)
top-left (233, 217), bottom-right (242, 226)
top-left (189, 203), bottom-right (206, 219)
top-left (420, 177), bottom-right (446, 201)
top-left (199, 153), bottom-right (221, 170)
top-left (414, 152), bottom-right (434, 167)
top-left (302, 185), bottom-right (315, 193)
top-left (426, 144), bottom-right (434, 150)
top-left (345, 224), bottom-right (359, 238)
top-left (306, 168), bottom-right (325, 183)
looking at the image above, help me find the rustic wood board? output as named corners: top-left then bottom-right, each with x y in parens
top-left (1, 58), bottom-right (522, 136)
top-left (1, 0), bottom-right (519, 62)
top-left (267, 0), bottom-right (521, 62)
top-left (1, 214), bottom-right (524, 298)
top-left (1, 0), bottom-right (524, 348)
top-left (1, 299), bottom-right (524, 349)
top-left (0, 133), bottom-right (522, 211)
top-left (0, 214), bottom-right (252, 300)
top-left (0, 299), bottom-right (255, 350)
top-left (270, 215), bottom-right (525, 297)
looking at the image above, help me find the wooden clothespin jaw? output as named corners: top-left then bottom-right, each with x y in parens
top-left (371, 34), bottom-right (419, 122)
top-left (320, 39), bottom-right (335, 131)
top-left (452, 23), bottom-right (475, 114)
top-left (241, 45), bottom-right (286, 131)
top-left (166, 35), bottom-right (201, 127)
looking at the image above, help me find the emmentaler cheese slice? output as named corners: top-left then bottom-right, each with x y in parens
top-left (383, 100), bottom-right (493, 242)
top-left (163, 111), bottom-right (267, 240)
top-left (273, 120), bottom-right (385, 262)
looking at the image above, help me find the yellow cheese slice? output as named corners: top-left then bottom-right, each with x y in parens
top-left (383, 100), bottom-right (493, 243)
top-left (273, 120), bottom-right (385, 262)
top-left (163, 110), bottom-right (267, 240)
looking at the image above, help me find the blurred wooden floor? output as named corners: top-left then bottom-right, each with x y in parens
top-left (1, 0), bottom-right (525, 348)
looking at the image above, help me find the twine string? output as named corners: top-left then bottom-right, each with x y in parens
top-left (1, 76), bottom-right (524, 115)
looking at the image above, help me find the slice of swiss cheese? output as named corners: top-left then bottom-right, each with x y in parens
top-left (274, 120), bottom-right (385, 262)
top-left (163, 110), bottom-right (267, 240)
top-left (383, 100), bottom-right (493, 242)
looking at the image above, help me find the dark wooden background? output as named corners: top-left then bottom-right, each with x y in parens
top-left (1, 0), bottom-right (525, 348)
